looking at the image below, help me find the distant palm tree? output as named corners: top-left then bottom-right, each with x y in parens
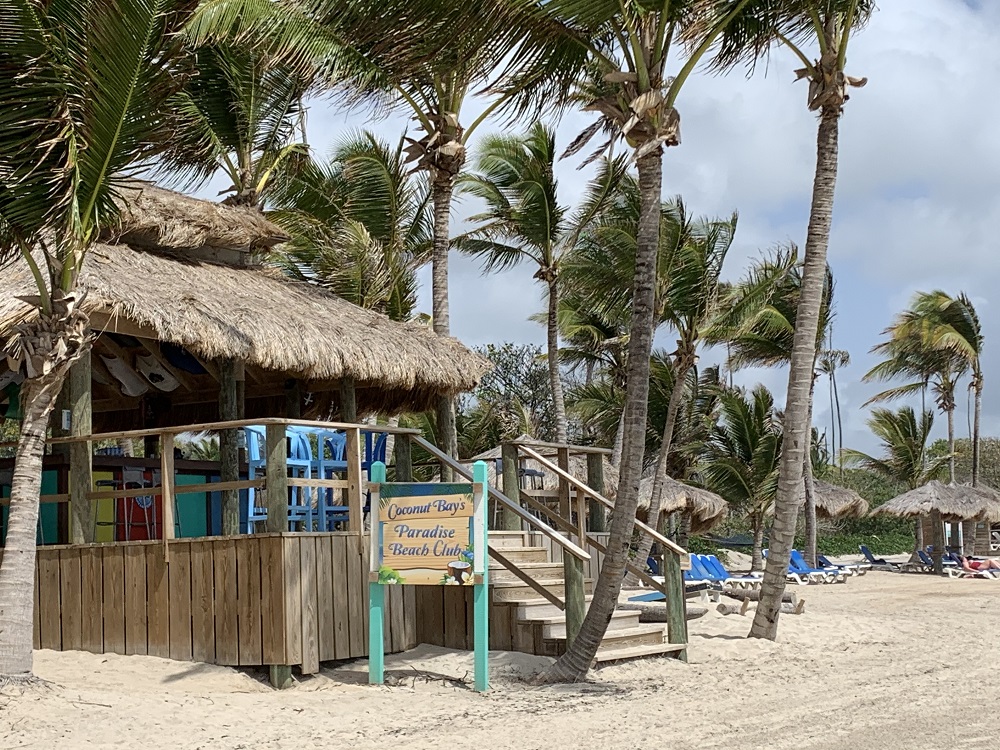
top-left (457, 126), bottom-right (626, 442)
top-left (817, 348), bottom-right (850, 476)
top-left (709, 0), bottom-right (875, 640)
top-left (0, 0), bottom-right (196, 680)
top-left (702, 384), bottom-right (782, 571)
top-left (842, 406), bottom-right (949, 554)
top-left (269, 132), bottom-right (432, 321)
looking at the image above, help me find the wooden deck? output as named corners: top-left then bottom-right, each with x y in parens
top-left (10, 533), bottom-right (417, 673)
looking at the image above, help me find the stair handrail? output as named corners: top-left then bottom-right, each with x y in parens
top-left (516, 444), bottom-right (688, 557)
top-left (410, 436), bottom-right (591, 561)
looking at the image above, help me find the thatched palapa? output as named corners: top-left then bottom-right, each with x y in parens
top-left (636, 475), bottom-right (729, 534)
top-left (804, 480), bottom-right (870, 519)
top-left (0, 181), bottom-right (488, 427)
top-left (875, 481), bottom-right (1000, 523)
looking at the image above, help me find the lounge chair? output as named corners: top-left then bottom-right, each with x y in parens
top-left (817, 554), bottom-right (869, 576)
top-left (762, 549), bottom-right (823, 585)
top-left (943, 551), bottom-right (999, 579)
top-left (859, 544), bottom-right (902, 571)
top-left (700, 555), bottom-right (762, 590)
top-left (790, 550), bottom-right (845, 583)
top-left (915, 549), bottom-right (957, 571)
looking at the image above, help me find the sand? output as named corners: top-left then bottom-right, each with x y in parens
top-left (3, 571), bottom-right (999, 750)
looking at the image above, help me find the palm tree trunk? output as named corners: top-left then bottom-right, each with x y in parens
top-left (750, 106), bottom-right (841, 641)
top-left (803, 381), bottom-right (818, 566)
top-left (751, 516), bottom-right (765, 573)
top-left (547, 278), bottom-right (568, 443)
top-left (833, 368), bottom-right (844, 478)
top-left (0, 375), bottom-right (66, 677)
top-left (947, 405), bottom-right (955, 483)
top-left (964, 384), bottom-right (981, 555)
top-left (538, 148), bottom-right (663, 682)
top-left (625, 359), bottom-right (690, 585)
top-left (431, 175), bottom-right (457, 477)
top-left (611, 411), bottom-right (625, 467)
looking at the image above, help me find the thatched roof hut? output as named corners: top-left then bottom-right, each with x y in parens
top-left (0, 181), bottom-right (488, 429)
top-left (875, 481), bottom-right (1000, 523)
top-left (805, 480), bottom-right (870, 519)
top-left (636, 475), bottom-right (729, 534)
top-left (468, 437), bottom-right (619, 498)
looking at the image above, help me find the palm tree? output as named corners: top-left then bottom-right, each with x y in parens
top-left (629, 211), bottom-right (737, 576)
top-left (707, 0), bottom-right (876, 642)
top-left (842, 406), bottom-right (949, 553)
top-left (817, 347), bottom-right (850, 477)
top-left (268, 132), bottom-right (432, 321)
top-left (0, 0), bottom-right (195, 680)
top-left (458, 128), bottom-right (627, 442)
top-left (162, 42), bottom-right (311, 208)
top-left (705, 245), bottom-right (834, 567)
top-left (702, 384), bottom-right (782, 571)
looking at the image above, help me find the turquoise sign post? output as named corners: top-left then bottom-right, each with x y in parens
top-left (368, 460), bottom-right (490, 692)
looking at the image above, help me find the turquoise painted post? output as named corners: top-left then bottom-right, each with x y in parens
top-left (472, 460), bottom-right (490, 693)
top-left (368, 461), bottom-right (387, 685)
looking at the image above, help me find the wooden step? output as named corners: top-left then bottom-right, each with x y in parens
top-left (491, 579), bottom-right (593, 602)
top-left (516, 596), bottom-right (593, 620)
top-left (525, 610), bottom-right (642, 639)
top-left (588, 624), bottom-right (667, 650)
top-left (488, 562), bottom-right (565, 582)
top-left (489, 531), bottom-right (531, 548)
top-left (487, 546), bottom-right (549, 564)
top-left (593, 642), bottom-right (687, 665)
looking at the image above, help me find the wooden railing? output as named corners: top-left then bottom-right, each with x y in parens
top-left (411, 436), bottom-right (590, 615)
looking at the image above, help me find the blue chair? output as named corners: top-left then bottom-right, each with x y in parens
top-left (318, 431), bottom-right (350, 530)
top-left (244, 426), bottom-right (315, 532)
top-left (817, 553), bottom-right (869, 576)
top-left (859, 544), bottom-right (901, 571)
top-left (702, 555), bottom-right (762, 589)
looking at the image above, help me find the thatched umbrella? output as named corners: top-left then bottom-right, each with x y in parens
top-left (468, 436), bottom-right (619, 498)
top-left (806, 480), bottom-right (870, 519)
top-left (875, 480), bottom-right (1000, 523)
top-left (636, 475), bottom-right (728, 535)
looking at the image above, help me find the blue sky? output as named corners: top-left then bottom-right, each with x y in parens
top-left (196, 0), bottom-right (999, 455)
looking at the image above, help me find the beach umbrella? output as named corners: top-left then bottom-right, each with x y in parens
top-left (636, 475), bottom-right (728, 534)
top-left (806, 480), bottom-right (870, 519)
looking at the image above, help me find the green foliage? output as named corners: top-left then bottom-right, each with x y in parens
top-left (932, 437), bottom-right (1000, 488)
top-left (377, 565), bottom-right (404, 584)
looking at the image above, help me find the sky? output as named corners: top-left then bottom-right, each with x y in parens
top-left (197, 0), bottom-right (1000, 456)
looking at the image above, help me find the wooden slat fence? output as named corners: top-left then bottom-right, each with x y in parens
top-left (3, 532), bottom-right (416, 674)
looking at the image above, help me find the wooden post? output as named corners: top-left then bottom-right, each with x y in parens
top-left (264, 424), bottom-right (288, 534)
top-left (161, 432), bottom-right (175, 561)
top-left (269, 665), bottom-right (292, 689)
top-left (284, 379), bottom-right (301, 419)
top-left (558, 446), bottom-right (584, 647)
top-left (586, 452), bottom-right (606, 533)
top-left (345, 427), bottom-right (362, 533)
top-left (930, 508), bottom-right (945, 575)
top-left (395, 434), bottom-right (413, 481)
top-left (500, 443), bottom-right (521, 531)
top-left (68, 350), bottom-right (93, 544)
top-left (664, 551), bottom-right (688, 661)
top-left (219, 359), bottom-right (240, 535)
top-left (339, 378), bottom-right (357, 423)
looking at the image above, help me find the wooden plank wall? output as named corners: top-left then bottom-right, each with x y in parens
top-left (532, 531), bottom-right (608, 581)
top-left (9, 533), bottom-right (416, 673)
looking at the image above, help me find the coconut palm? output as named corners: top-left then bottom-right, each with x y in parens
top-left (458, 129), bottom-right (628, 442)
top-left (268, 132), bottom-right (432, 321)
top-left (842, 406), bottom-right (949, 555)
top-left (701, 384), bottom-right (782, 571)
top-left (817, 347), bottom-right (850, 477)
top-left (0, 0), bottom-right (196, 680)
top-left (161, 42), bottom-right (312, 209)
top-left (705, 245), bottom-right (834, 567)
top-left (707, 0), bottom-right (875, 639)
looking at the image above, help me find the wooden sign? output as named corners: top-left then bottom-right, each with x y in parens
top-left (368, 461), bottom-right (490, 692)
top-left (375, 485), bottom-right (477, 585)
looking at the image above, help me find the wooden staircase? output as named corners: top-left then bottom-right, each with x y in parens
top-left (488, 531), bottom-right (686, 664)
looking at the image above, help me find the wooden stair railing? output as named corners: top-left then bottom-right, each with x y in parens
top-left (410, 436), bottom-right (590, 614)
top-left (516, 444), bottom-right (689, 655)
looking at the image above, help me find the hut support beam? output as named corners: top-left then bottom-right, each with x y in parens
top-left (500, 444), bottom-right (522, 531)
top-left (284, 379), bottom-right (301, 419)
top-left (930, 509), bottom-right (945, 575)
top-left (559, 447), bottom-right (584, 649)
top-left (339, 378), bottom-right (357, 423)
top-left (265, 424), bottom-right (288, 533)
top-left (219, 359), bottom-right (242, 535)
top-left (68, 350), bottom-right (93, 544)
top-left (395, 434), bottom-right (413, 481)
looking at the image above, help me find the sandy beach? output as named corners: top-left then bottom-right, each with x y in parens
top-left (3, 570), bottom-right (997, 750)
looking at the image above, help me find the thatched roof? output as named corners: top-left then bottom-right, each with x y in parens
top-left (468, 437), bottom-right (619, 498)
top-left (0, 182), bottom-right (488, 416)
top-left (875, 481), bottom-right (1000, 523)
top-left (636, 475), bottom-right (729, 534)
top-left (103, 180), bottom-right (289, 252)
top-left (805, 480), bottom-right (870, 519)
